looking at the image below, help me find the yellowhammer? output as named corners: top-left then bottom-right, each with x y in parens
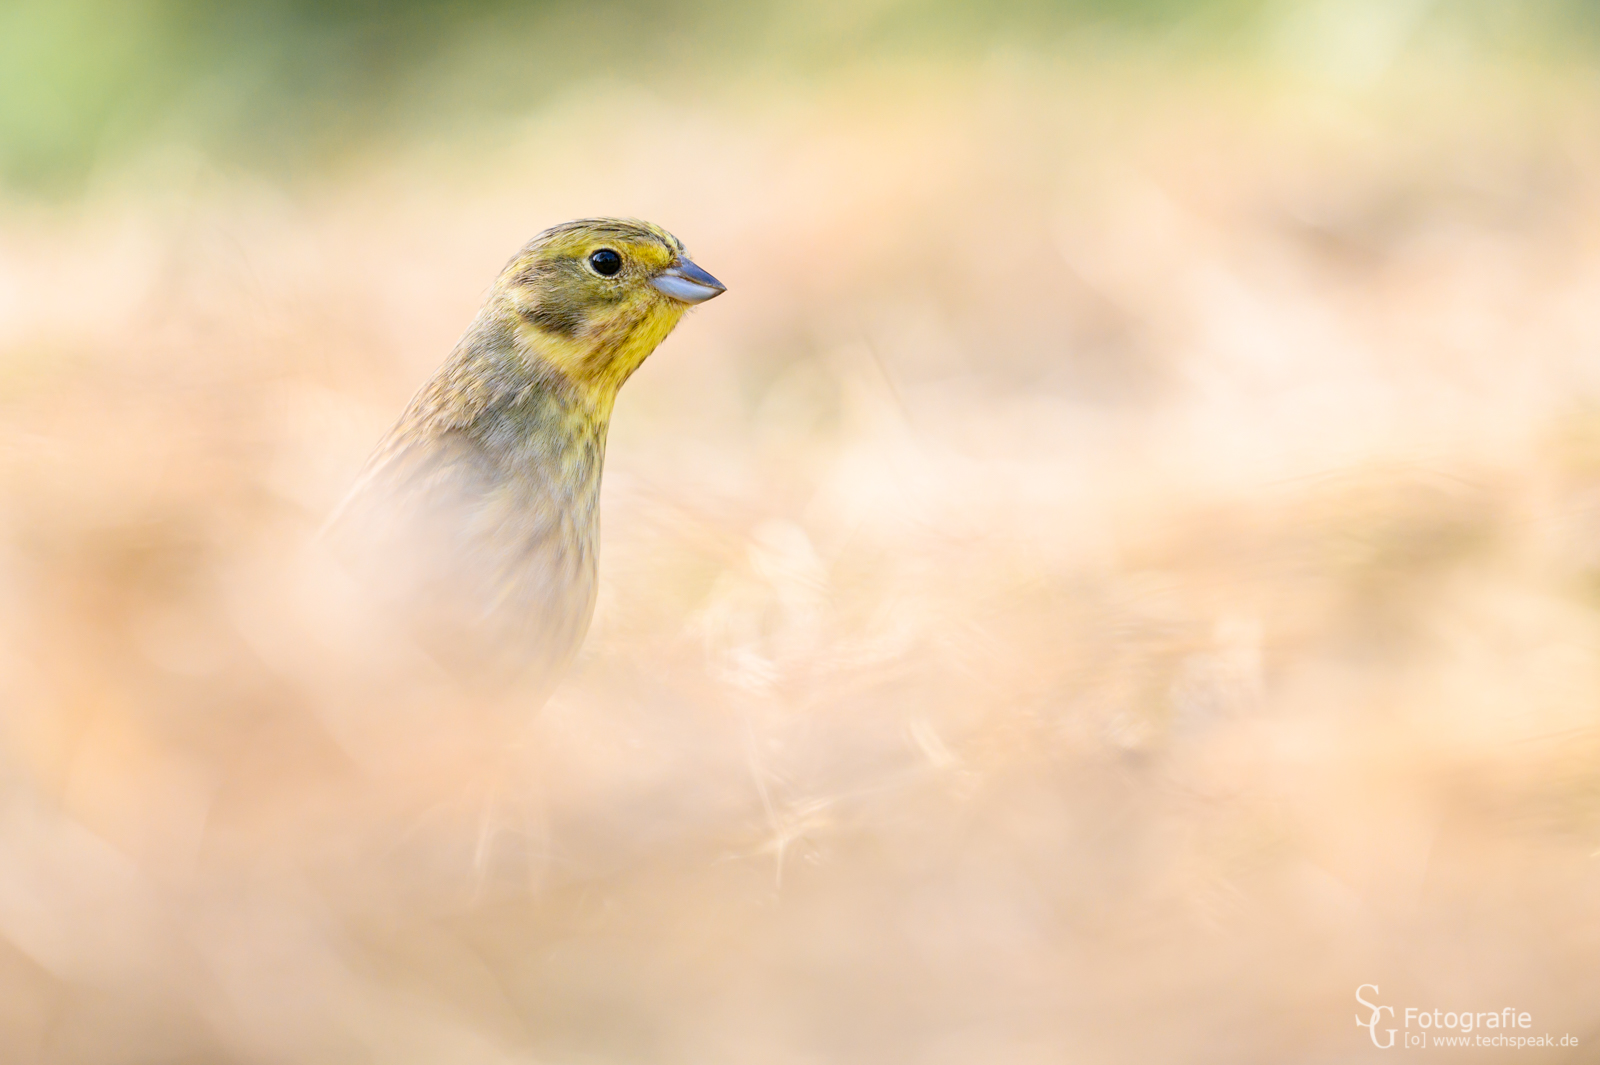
top-left (326, 218), bottom-right (724, 694)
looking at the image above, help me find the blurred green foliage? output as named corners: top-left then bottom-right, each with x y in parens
top-left (0, 0), bottom-right (1595, 194)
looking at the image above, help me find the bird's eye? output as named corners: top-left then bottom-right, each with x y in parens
top-left (588, 249), bottom-right (622, 276)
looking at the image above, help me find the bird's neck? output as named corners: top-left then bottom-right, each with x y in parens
top-left (408, 313), bottom-right (612, 485)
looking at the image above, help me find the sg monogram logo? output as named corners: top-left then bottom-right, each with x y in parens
top-left (1357, 985), bottom-right (1397, 1048)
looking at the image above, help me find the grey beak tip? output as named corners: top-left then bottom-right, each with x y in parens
top-left (680, 259), bottom-right (726, 292)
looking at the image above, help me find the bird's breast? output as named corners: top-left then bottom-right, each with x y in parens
top-left (330, 388), bottom-right (612, 689)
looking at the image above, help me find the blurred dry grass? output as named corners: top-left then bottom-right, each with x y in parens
top-left (4, 55), bottom-right (1600, 1063)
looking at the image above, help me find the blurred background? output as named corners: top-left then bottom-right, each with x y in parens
top-left (4, 0), bottom-right (1600, 1061)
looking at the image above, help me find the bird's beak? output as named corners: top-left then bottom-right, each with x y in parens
top-left (651, 258), bottom-right (726, 304)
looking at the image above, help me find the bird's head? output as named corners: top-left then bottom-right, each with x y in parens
top-left (493, 218), bottom-right (725, 402)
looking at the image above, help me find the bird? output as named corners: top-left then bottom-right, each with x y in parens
top-left (324, 218), bottom-right (725, 699)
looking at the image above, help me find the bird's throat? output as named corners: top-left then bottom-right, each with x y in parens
top-left (513, 299), bottom-right (687, 419)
